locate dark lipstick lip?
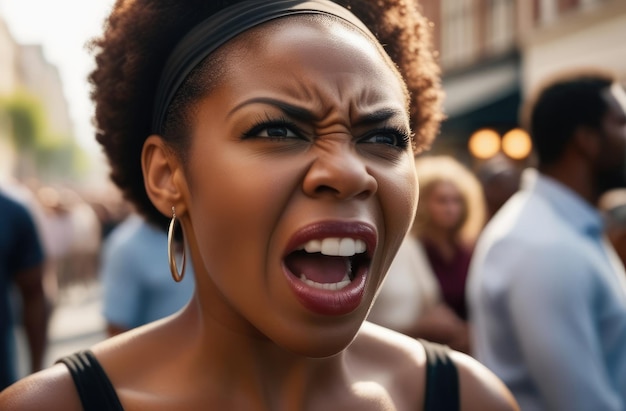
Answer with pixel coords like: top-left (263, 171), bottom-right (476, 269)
top-left (282, 264), bottom-right (367, 316)
top-left (283, 220), bottom-right (377, 259)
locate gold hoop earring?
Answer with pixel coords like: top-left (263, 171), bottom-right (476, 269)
top-left (168, 206), bottom-right (186, 282)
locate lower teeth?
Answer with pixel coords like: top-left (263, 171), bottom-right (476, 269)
top-left (299, 274), bottom-right (351, 290)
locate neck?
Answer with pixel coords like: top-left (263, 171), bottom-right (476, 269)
top-left (176, 299), bottom-right (347, 409)
top-left (539, 158), bottom-right (597, 205)
top-left (420, 227), bottom-right (458, 259)
top-left (420, 224), bottom-right (455, 244)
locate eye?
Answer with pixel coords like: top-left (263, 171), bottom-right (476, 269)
top-left (258, 124), bottom-right (298, 139)
top-left (360, 128), bottom-right (410, 149)
top-left (243, 118), bottom-right (303, 141)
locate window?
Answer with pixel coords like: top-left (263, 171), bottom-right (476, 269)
top-left (441, 0), bottom-right (479, 68)
top-left (485, 0), bottom-right (516, 54)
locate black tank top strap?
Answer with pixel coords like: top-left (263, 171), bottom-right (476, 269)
top-left (57, 350), bottom-right (124, 411)
top-left (419, 339), bottom-right (460, 411)
top-left (56, 343), bottom-right (457, 411)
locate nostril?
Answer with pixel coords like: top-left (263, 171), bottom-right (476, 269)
top-left (314, 185), bottom-right (340, 195)
top-left (302, 153), bottom-right (378, 200)
top-left (311, 183), bottom-right (374, 200)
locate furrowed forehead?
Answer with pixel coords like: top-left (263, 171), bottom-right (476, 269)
top-left (152, 0), bottom-right (387, 135)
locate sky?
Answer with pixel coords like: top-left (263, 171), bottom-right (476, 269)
top-left (0, 0), bottom-right (115, 158)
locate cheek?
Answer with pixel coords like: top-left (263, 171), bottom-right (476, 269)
top-left (376, 161), bottom-right (418, 265)
top-left (426, 198), bottom-right (441, 216)
top-left (452, 201), bottom-right (465, 218)
top-left (618, 133), bottom-right (626, 166)
top-left (602, 126), bottom-right (626, 163)
top-left (185, 147), bottom-right (292, 279)
top-left (427, 196), bottom-right (448, 217)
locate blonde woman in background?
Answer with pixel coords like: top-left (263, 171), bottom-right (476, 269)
top-left (370, 155), bottom-right (486, 353)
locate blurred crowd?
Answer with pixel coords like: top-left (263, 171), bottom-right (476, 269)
top-left (1, 177), bottom-right (130, 298)
top-left (0, 174), bottom-right (198, 389)
top-left (0, 175), bottom-right (128, 388)
top-left (368, 154), bottom-right (525, 353)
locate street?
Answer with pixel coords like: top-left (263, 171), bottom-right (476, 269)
top-left (15, 280), bottom-right (107, 378)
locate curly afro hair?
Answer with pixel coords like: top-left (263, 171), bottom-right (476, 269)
top-left (89, 0), bottom-right (444, 229)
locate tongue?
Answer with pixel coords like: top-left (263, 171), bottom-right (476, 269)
top-left (285, 252), bottom-right (350, 283)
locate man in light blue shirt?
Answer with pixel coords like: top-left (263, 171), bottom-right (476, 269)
top-left (468, 71), bottom-right (626, 411)
top-left (101, 213), bottom-right (195, 336)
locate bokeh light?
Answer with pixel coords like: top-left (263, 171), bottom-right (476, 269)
top-left (502, 128), bottom-right (532, 160)
top-left (468, 128), bottom-right (501, 159)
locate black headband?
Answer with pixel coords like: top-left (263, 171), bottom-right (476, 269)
top-left (151, 0), bottom-right (379, 134)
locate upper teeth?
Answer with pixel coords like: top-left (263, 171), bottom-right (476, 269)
top-left (300, 238), bottom-right (366, 256)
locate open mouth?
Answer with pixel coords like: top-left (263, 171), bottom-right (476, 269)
top-left (284, 237), bottom-right (370, 291)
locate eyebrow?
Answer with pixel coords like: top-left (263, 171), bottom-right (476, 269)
top-left (228, 97), bottom-right (317, 122)
top-left (352, 108), bottom-right (406, 128)
top-left (227, 97), bottom-right (406, 126)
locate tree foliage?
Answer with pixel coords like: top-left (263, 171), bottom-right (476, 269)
top-left (0, 90), bottom-right (86, 181)
top-left (0, 90), bottom-right (46, 151)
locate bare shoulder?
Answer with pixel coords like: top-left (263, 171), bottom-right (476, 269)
top-left (355, 321), bottom-right (427, 364)
top-left (0, 363), bottom-right (82, 411)
top-left (449, 350), bottom-right (520, 411)
top-left (351, 322), bottom-right (427, 406)
top-left (355, 323), bottom-right (519, 411)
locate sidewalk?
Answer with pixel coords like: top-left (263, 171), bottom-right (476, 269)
top-left (15, 280), bottom-right (107, 378)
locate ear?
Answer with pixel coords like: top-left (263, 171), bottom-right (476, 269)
top-left (142, 135), bottom-right (188, 218)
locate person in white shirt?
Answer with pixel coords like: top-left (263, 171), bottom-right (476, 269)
top-left (467, 69), bottom-right (626, 411)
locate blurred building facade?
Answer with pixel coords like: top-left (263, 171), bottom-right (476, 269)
top-left (0, 18), bottom-right (19, 96)
top-left (0, 17), bottom-right (20, 178)
top-left (420, 0), bottom-right (626, 163)
top-left (19, 44), bottom-right (73, 140)
top-left (420, 0), bottom-right (521, 161)
top-left (0, 15), bottom-right (74, 180)
top-left (521, 0), bottom-right (626, 94)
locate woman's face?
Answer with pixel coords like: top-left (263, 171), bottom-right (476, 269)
top-left (180, 17), bottom-right (417, 356)
top-left (425, 180), bottom-right (465, 232)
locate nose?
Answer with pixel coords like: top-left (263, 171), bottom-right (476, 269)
top-left (302, 144), bottom-right (378, 200)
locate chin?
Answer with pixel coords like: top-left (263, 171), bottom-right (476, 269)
top-left (275, 323), bottom-right (362, 359)
top-left (293, 339), bottom-right (354, 359)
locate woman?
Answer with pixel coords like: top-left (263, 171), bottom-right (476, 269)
top-left (0, 1), bottom-right (518, 409)
top-left (370, 155), bottom-right (486, 353)
top-left (413, 156), bottom-right (486, 352)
